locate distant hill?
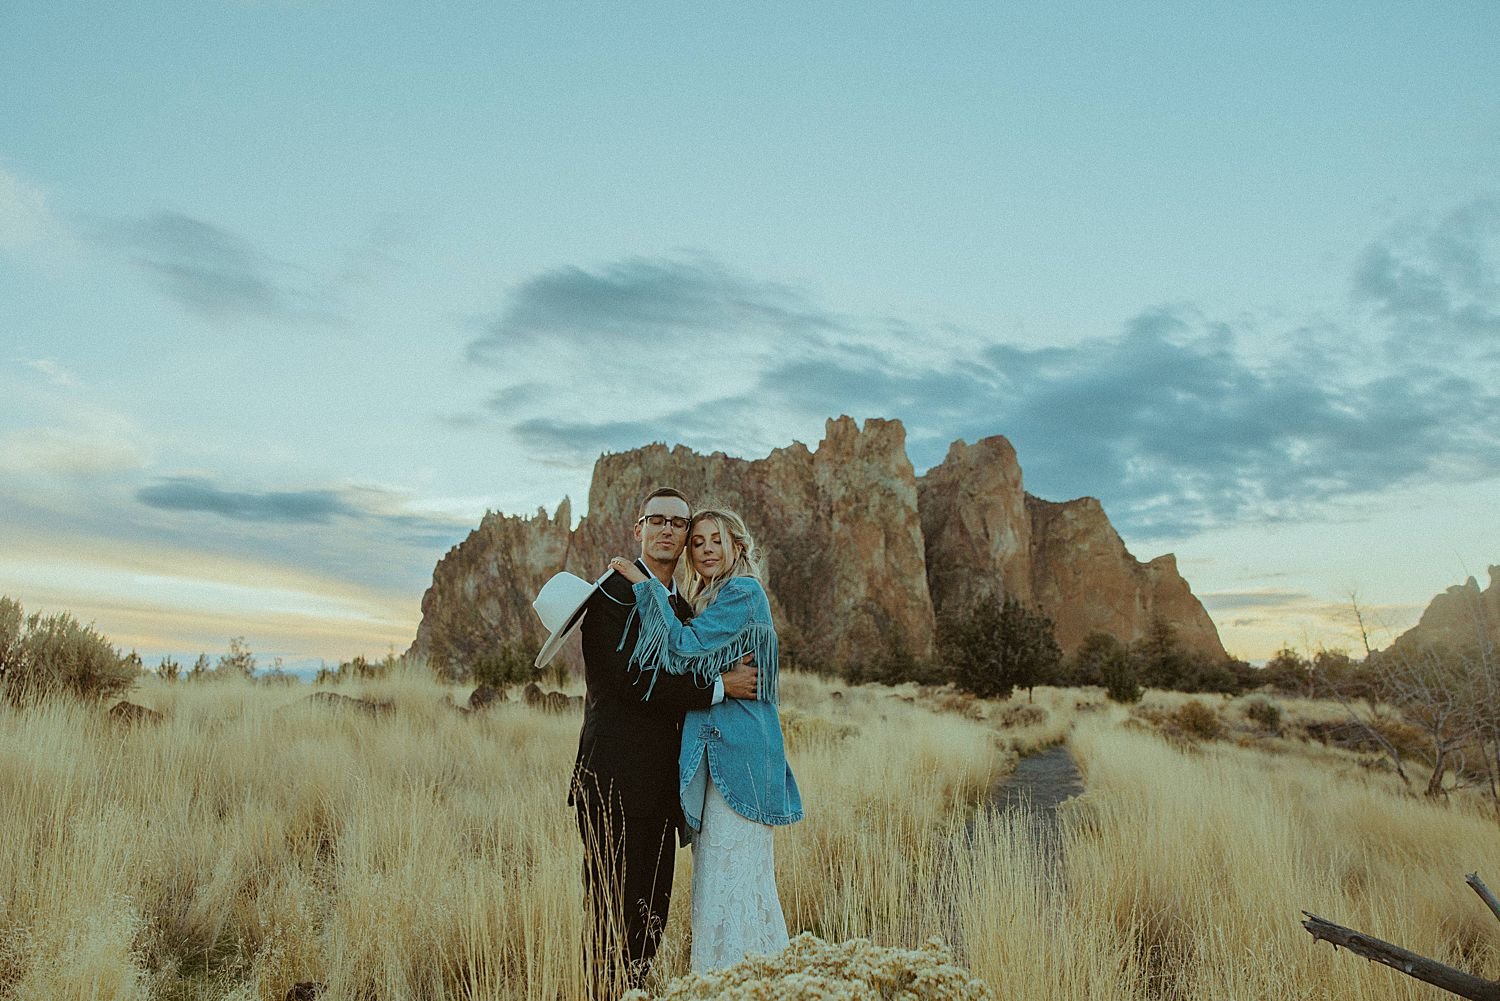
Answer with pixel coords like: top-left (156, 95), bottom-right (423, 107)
top-left (1389, 565), bottom-right (1500, 657)
top-left (409, 416), bottom-right (1227, 673)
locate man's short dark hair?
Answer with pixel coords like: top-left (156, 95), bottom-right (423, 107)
top-left (639, 486), bottom-right (690, 517)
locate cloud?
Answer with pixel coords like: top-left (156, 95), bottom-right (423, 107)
top-left (484, 383), bottom-right (550, 415)
top-left (466, 254), bottom-right (840, 365)
top-left (0, 368), bottom-right (148, 476)
top-left (510, 418), bottom-right (669, 463)
top-left (1199, 590), bottom-right (1314, 611)
top-left (137, 478), bottom-right (356, 523)
top-left (22, 358), bottom-right (80, 389)
top-left (101, 211), bottom-right (338, 324)
top-left (1355, 197), bottom-right (1500, 359)
top-left (0, 426), bottom-right (145, 476)
top-left (507, 393), bottom-right (800, 467)
top-left (0, 165), bottom-right (79, 263)
top-left (133, 475), bottom-right (469, 543)
top-left (0, 166), bottom-right (56, 249)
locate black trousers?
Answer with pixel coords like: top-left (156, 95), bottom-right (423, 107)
top-left (573, 774), bottom-right (677, 996)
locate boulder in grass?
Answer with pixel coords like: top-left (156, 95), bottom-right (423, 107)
top-left (523, 681), bottom-right (578, 713)
top-left (285, 983), bottom-right (325, 1001)
top-left (546, 690), bottom-right (580, 713)
top-left (467, 684), bottom-right (504, 711)
top-left (108, 701), bottom-right (164, 726)
top-left (304, 691), bottom-right (393, 717)
top-left (997, 703), bottom-right (1048, 728)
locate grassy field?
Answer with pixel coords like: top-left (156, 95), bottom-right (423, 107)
top-left (1, 669), bottom-right (1497, 999)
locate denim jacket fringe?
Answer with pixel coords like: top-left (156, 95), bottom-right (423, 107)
top-left (628, 576), bottom-right (780, 705)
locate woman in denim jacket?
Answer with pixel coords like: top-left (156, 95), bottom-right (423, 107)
top-left (608, 509), bottom-right (802, 972)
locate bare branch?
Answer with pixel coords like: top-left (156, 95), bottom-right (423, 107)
top-left (1467, 873), bottom-right (1500, 927)
top-left (1350, 592), bottom-right (1375, 658)
top-left (1302, 911), bottom-right (1500, 1001)
top-left (1320, 677), bottom-right (1412, 788)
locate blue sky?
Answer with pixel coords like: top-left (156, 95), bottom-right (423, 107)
top-left (2, 1), bottom-right (1497, 668)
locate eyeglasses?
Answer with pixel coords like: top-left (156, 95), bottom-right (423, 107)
top-left (638, 514), bottom-right (690, 531)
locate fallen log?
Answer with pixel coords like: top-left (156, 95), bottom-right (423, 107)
top-left (1302, 871), bottom-right (1500, 1001)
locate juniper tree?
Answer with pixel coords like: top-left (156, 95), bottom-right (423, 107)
top-left (940, 594), bottom-right (1062, 702)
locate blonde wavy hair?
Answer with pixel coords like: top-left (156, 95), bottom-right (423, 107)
top-left (682, 509), bottom-right (763, 614)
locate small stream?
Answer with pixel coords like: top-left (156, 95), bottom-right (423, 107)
top-left (973, 743), bottom-right (1085, 878)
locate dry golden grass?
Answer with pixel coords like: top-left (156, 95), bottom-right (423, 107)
top-left (3, 673), bottom-right (1497, 1000)
top-left (0, 669), bottom-right (1001, 1000)
top-left (1049, 718), bottom-right (1500, 999)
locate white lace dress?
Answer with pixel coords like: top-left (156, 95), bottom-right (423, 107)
top-left (688, 772), bottom-right (791, 972)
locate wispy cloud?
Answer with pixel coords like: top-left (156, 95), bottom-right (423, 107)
top-left (466, 254), bottom-right (840, 365)
top-left (100, 210), bottom-right (339, 324)
top-left (1199, 590), bottom-right (1314, 611)
top-left (22, 358), bottom-right (80, 389)
top-left (1355, 197), bottom-right (1500, 360)
top-left (0, 426), bottom-right (146, 476)
top-left (511, 418), bottom-right (670, 463)
top-left (133, 476), bottom-right (471, 548)
top-left (0, 363), bottom-right (148, 476)
top-left (0, 166), bottom-right (56, 249)
top-left (0, 164), bottom-right (78, 263)
top-left (137, 478), bottom-right (356, 523)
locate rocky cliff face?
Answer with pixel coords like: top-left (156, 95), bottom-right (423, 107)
top-left (1025, 496), bottom-right (1224, 659)
top-left (410, 498), bottom-right (575, 671)
top-left (1390, 566), bottom-right (1500, 656)
top-left (571, 416), bottom-right (936, 669)
top-left (410, 417), bottom-right (1228, 672)
top-left (917, 436), bottom-right (1224, 660)
top-left (918, 436), bottom-right (1032, 616)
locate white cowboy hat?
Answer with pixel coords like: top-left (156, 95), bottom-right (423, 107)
top-left (532, 570), bottom-right (611, 669)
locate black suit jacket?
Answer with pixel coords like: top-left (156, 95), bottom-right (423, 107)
top-left (571, 560), bottom-right (712, 834)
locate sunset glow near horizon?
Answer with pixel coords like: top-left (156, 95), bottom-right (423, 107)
top-left (2, 3), bottom-right (1497, 670)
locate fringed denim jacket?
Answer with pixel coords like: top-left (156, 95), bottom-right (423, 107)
top-left (630, 575), bottom-right (803, 832)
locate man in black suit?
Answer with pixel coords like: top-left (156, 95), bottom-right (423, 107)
top-left (571, 486), bottom-right (758, 995)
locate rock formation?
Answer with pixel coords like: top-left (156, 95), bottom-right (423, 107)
top-left (1389, 566), bottom-right (1500, 657)
top-left (411, 499), bottom-right (574, 672)
top-left (918, 436), bottom-right (1032, 614)
top-left (558, 415), bottom-right (933, 671)
top-left (409, 417), bottom-right (1228, 673)
top-left (1026, 496), bottom-right (1224, 659)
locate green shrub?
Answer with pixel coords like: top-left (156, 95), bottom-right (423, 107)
top-left (0, 596), bottom-right (137, 704)
top-left (1244, 696), bottom-right (1283, 732)
top-left (1170, 699), bottom-right (1223, 741)
top-left (470, 639), bottom-right (542, 690)
top-left (314, 650), bottom-right (405, 685)
top-left (843, 631), bottom-right (944, 687)
top-left (0, 597), bottom-right (21, 680)
top-left (997, 702), bottom-right (1049, 728)
top-left (1070, 631), bottom-right (1124, 687)
top-left (1100, 645), bottom-right (1144, 704)
top-left (216, 635), bottom-right (256, 677)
